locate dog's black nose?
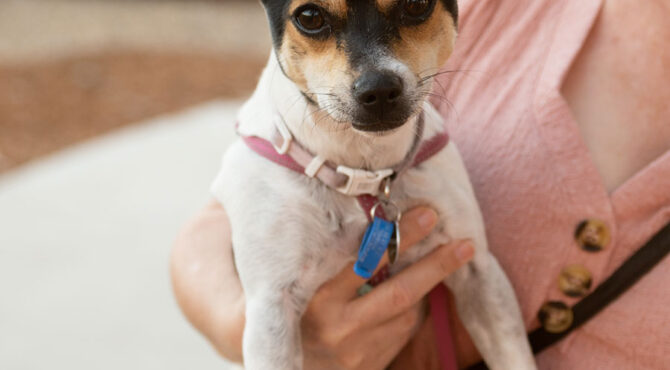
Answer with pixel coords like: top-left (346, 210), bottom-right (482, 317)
top-left (353, 71), bottom-right (404, 114)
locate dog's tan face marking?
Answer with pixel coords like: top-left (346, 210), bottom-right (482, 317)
top-left (277, 0), bottom-right (349, 99)
top-left (265, 0), bottom-right (458, 132)
top-left (392, 1), bottom-right (456, 79)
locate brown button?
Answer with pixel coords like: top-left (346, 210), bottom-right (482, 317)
top-left (558, 265), bottom-right (593, 297)
top-left (538, 301), bottom-right (574, 334)
top-left (575, 219), bottom-right (611, 252)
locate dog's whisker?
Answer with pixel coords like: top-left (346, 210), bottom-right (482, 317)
top-left (418, 68), bottom-right (485, 87)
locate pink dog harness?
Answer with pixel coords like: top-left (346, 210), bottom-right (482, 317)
top-left (240, 114), bottom-right (449, 220)
top-left (239, 114), bottom-right (458, 370)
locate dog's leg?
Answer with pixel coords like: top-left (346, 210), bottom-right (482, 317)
top-left (414, 143), bottom-right (536, 369)
top-left (217, 144), bottom-right (344, 370)
top-left (233, 242), bottom-right (320, 370)
top-left (438, 201), bottom-right (536, 369)
top-left (243, 289), bottom-right (305, 370)
top-left (444, 249), bottom-right (536, 370)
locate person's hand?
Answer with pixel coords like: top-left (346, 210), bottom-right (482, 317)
top-left (170, 201), bottom-right (475, 369)
top-left (300, 209), bottom-right (475, 370)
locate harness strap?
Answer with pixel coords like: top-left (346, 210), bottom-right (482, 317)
top-left (356, 194), bottom-right (387, 222)
top-left (413, 129), bottom-right (451, 167)
top-left (268, 123), bottom-right (350, 188)
top-left (240, 131), bottom-right (349, 188)
top-left (239, 113), bottom-right (449, 201)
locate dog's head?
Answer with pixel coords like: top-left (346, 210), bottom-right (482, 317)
top-left (260, 0), bottom-right (458, 133)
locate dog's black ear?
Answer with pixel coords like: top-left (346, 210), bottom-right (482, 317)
top-left (258, 0), bottom-right (292, 48)
top-left (440, 0), bottom-right (459, 25)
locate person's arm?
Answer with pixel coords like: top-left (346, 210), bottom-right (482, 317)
top-left (170, 201), bottom-right (246, 361)
top-left (170, 200), bottom-right (474, 369)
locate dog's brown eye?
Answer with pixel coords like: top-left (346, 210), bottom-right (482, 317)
top-left (403, 0), bottom-right (431, 18)
top-left (295, 6), bottom-right (326, 33)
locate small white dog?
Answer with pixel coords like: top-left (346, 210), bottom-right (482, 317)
top-left (211, 0), bottom-right (536, 369)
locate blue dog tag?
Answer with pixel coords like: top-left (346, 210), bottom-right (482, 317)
top-left (354, 217), bottom-right (395, 279)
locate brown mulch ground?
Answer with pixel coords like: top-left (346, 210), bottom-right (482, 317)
top-left (0, 51), bottom-right (265, 174)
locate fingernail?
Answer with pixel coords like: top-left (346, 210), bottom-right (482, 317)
top-left (455, 242), bottom-right (474, 263)
top-left (417, 209), bottom-right (438, 230)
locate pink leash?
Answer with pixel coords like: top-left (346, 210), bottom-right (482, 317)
top-left (430, 284), bottom-right (460, 370)
top-left (239, 117), bottom-right (457, 370)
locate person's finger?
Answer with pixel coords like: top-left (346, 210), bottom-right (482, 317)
top-left (350, 240), bottom-right (474, 325)
top-left (322, 207), bottom-right (439, 297)
top-left (396, 207), bottom-right (440, 251)
top-left (343, 303), bottom-right (425, 370)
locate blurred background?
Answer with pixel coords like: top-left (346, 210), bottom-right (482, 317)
top-left (0, 0), bottom-right (271, 368)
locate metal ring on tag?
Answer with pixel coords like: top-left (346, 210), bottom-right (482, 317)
top-left (388, 220), bottom-right (401, 265)
top-left (394, 220), bottom-right (401, 251)
top-left (382, 178), bottom-right (392, 199)
top-left (370, 200), bottom-right (402, 222)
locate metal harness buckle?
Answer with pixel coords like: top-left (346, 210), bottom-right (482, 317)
top-left (335, 166), bottom-right (394, 196)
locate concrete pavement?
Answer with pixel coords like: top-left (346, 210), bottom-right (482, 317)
top-left (0, 101), bottom-right (242, 370)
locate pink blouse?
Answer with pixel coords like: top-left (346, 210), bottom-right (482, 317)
top-left (433, 0), bottom-right (670, 368)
